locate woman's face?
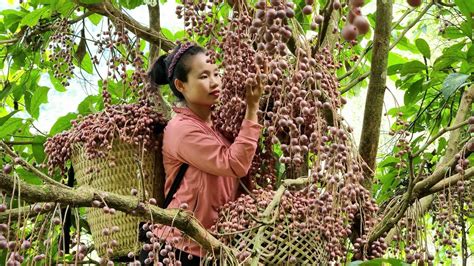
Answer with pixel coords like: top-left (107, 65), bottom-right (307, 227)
top-left (175, 53), bottom-right (222, 107)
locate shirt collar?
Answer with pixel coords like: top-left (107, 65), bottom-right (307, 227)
top-left (173, 106), bottom-right (213, 127)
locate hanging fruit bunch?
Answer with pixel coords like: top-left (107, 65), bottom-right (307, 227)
top-left (168, 0), bottom-right (384, 264)
top-left (44, 22), bottom-right (167, 175)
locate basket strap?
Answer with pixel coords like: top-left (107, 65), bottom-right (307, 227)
top-left (163, 163), bottom-right (189, 208)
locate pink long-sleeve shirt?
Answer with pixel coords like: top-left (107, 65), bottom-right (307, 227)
top-left (154, 107), bottom-right (262, 257)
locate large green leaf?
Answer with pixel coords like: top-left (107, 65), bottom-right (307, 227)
top-left (49, 74), bottom-right (66, 92)
top-left (20, 7), bottom-right (50, 27)
top-left (467, 44), bottom-right (474, 63)
top-left (349, 258), bottom-right (410, 266)
top-left (49, 113), bottom-right (77, 136)
top-left (404, 78), bottom-right (424, 106)
top-left (88, 13), bottom-right (103, 25)
top-left (75, 53), bottom-right (93, 75)
top-left (2, 9), bottom-right (25, 32)
top-left (16, 167), bottom-right (43, 185)
top-left (415, 38), bottom-right (431, 59)
top-left (78, 95), bottom-right (100, 115)
top-left (441, 73), bottom-right (469, 99)
top-left (120, 0), bottom-right (144, 9)
top-left (400, 60), bottom-right (425, 76)
top-left (0, 118), bottom-right (23, 138)
top-left (455, 0), bottom-right (474, 25)
top-left (26, 86), bottom-right (50, 120)
top-left (0, 83), bottom-right (13, 102)
top-left (0, 111), bottom-right (19, 127)
top-left (161, 28), bottom-right (175, 41)
top-left (32, 135), bottom-right (47, 164)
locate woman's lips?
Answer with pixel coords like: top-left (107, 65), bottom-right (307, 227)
top-left (210, 90), bottom-right (220, 97)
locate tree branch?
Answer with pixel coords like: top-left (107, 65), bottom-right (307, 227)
top-left (0, 172), bottom-right (230, 257)
top-left (0, 203), bottom-right (59, 223)
top-left (423, 167), bottom-right (474, 196)
top-left (0, 141), bottom-right (68, 189)
top-left (412, 119), bottom-right (470, 158)
top-left (73, 0), bottom-right (175, 51)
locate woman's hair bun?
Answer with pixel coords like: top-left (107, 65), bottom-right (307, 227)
top-left (149, 54), bottom-right (169, 85)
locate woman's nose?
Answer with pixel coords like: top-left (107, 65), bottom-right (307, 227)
top-left (210, 75), bottom-right (220, 88)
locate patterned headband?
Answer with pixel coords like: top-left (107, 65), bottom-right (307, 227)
top-left (167, 42), bottom-right (194, 81)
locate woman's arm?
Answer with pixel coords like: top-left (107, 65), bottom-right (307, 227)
top-left (176, 121), bottom-right (262, 178)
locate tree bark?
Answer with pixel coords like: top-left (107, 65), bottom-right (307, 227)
top-left (359, 0), bottom-right (393, 188)
top-left (74, 0), bottom-right (175, 51)
top-left (0, 172), bottom-right (230, 257)
top-left (148, 4), bottom-right (161, 63)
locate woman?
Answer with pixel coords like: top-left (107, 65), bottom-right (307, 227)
top-left (146, 42), bottom-right (263, 265)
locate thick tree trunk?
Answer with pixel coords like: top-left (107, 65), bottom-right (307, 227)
top-left (359, 0), bottom-right (393, 188)
top-left (148, 4), bottom-right (161, 62)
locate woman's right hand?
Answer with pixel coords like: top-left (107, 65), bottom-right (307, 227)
top-left (245, 67), bottom-right (264, 122)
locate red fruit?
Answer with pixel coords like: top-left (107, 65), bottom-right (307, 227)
top-left (342, 24), bottom-right (358, 41)
top-left (333, 0), bottom-right (341, 10)
top-left (353, 16), bottom-right (370, 34)
top-left (468, 116), bottom-right (474, 124)
top-left (314, 14), bottom-right (324, 24)
top-left (3, 164), bottom-right (12, 175)
top-left (407, 0), bottom-right (422, 7)
top-left (302, 5), bottom-right (313, 15)
top-left (348, 7), bottom-right (362, 23)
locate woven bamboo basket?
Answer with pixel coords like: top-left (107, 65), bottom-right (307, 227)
top-left (224, 225), bottom-right (328, 265)
top-left (214, 191), bottom-right (329, 265)
top-left (71, 141), bottom-right (159, 258)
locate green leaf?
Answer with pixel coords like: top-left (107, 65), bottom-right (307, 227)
top-left (415, 38), bottom-right (430, 59)
top-left (467, 44), bottom-right (474, 63)
top-left (16, 167), bottom-right (43, 185)
top-left (55, 1), bottom-right (75, 15)
top-left (78, 95), bottom-right (99, 115)
top-left (404, 78), bottom-right (424, 106)
top-left (400, 60), bottom-right (425, 76)
top-left (20, 8), bottom-right (49, 27)
top-left (88, 13), bottom-right (103, 25)
top-left (0, 83), bottom-right (13, 102)
top-left (442, 26), bottom-right (467, 39)
top-left (32, 135), bottom-right (47, 163)
top-left (0, 118), bottom-right (23, 138)
top-left (455, 0), bottom-right (474, 22)
top-left (174, 30), bottom-right (185, 40)
top-left (120, 0), bottom-right (144, 9)
top-left (349, 258), bottom-right (410, 266)
top-left (26, 86), bottom-right (50, 120)
top-left (0, 111), bottom-right (19, 127)
top-left (49, 113), bottom-right (77, 136)
top-left (161, 28), bottom-right (175, 41)
top-left (78, 0), bottom-right (102, 3)
top-left (75, 53), bottom-right (93, 74)
top-left (49, 74), bottom-right (66, 92)
top-left (441, 73), bottom-right (469, 99)
top-left (2, 9), bottom-right (25, 31)
top-left (378, 156), bottom-right (398, 168)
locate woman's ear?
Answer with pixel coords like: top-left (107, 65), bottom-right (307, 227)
top-left (174, 79), bottom-right (185, 94)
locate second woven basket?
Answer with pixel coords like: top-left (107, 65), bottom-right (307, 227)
top-left (71, 140), bottom-right (159, 258)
